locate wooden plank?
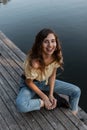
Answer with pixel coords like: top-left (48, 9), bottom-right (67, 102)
top-left (0, 62), bottom-right (19, 94)
top-left (0, 55), bottom-right (20, 84)
top-left (23, 113), bottom-right (42, 130)
top-left (52, 108), bottom-right (78, 130)
top-left (31, 111), bottom-right (54, 130)
top-left (0, 113), bottom-right (10, 130)
top-left (0, 72), bottom-right (16, 103)
top-left (0, 55), bottom-right (21, 85)
top-left (0, 31), bottom-right (25, 62)
top-left (60, 108), bottom-right (87, 130)
top-left (0, 97), bottom-right (21, 130)
top-left (0, 39), bottom-right (23, 68)
top-left (40, 108), bottom-right (66, 130)
top-left (78, 108), bottom-right (87, 125)
top-left (0, 45), bottom-right (23, 75)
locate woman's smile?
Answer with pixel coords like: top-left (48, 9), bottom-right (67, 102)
top-left (46, 47), bottom-right (55, 53)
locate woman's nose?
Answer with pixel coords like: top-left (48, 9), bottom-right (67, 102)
top-left (48, 41), bottom-right (52, 47)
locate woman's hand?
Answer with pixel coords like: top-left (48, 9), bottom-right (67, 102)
top-left (49, 95), bottom-right (57, 109)
top-left (43, 97), bottom-right (53, 110)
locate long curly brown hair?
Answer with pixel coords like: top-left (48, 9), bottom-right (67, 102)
top-left (27, 28), bottom-right (64, 70)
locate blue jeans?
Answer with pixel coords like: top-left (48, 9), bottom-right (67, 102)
top-left (16, 78), bottom-right (81, 113)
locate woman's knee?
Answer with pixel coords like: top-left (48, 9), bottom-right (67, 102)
top-left (16, 97), bottom-right (30, 113)
top-left (72, 86), bottom-right (81, 98)
top-left (16, 98), bottom-right (24, 112)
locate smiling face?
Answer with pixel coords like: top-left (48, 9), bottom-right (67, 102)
top-left (42, 33), bottom-right (57, 57)
top-left (29, 28), bottom-right (63, 70)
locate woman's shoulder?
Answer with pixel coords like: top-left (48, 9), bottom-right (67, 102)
top-left (31, 59), bottom-right (40, 69)
top-left (23, 57), bottom-right (39, 80)
top-left (46, 61), bottom-right (60, 68)
top-left (24, 54), bottom-right (38, 68)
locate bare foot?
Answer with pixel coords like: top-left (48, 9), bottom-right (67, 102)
top-left (72, 111), bottom-right (78, 116)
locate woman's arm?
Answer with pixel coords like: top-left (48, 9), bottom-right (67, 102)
top-left (48, 68), bottom-right (57, 96)
top-left (25, 79), bottom-right (52, 109)
top-left (25, 79), bottom-right (47, 100)
top-left (48, 68), bottom-right (57, 109)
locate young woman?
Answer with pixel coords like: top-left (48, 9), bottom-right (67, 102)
top-left (16, 28), bottom-right (81, 115)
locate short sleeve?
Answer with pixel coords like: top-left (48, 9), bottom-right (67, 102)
top-left (54, 61), bottom-right (60, 68)
top-left (23, 58), bottom-right (38, 80)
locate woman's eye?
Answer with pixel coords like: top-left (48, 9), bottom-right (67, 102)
top-left (51, 39), bottom-right (56, 43)
top-left (44, 40), bottom-right (49, 43)
top-left (44, 39), bottom-right (56, 44)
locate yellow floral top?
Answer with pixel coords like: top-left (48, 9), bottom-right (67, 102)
top-left (24, 58), bottom-right (60, 84)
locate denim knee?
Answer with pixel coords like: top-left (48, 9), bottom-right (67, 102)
top-left (71, 86), bottom-right (81, 98)
top-left (16, 97), bottom-right (41, 113)
top-left (16, 98), bottom-right (27, 113)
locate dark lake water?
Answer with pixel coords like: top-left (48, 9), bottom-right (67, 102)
top-left (0, 0), bottom-right (87, 112)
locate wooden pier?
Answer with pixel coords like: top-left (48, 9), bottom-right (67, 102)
top-left (0, 31), bottom-right (87, 130)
